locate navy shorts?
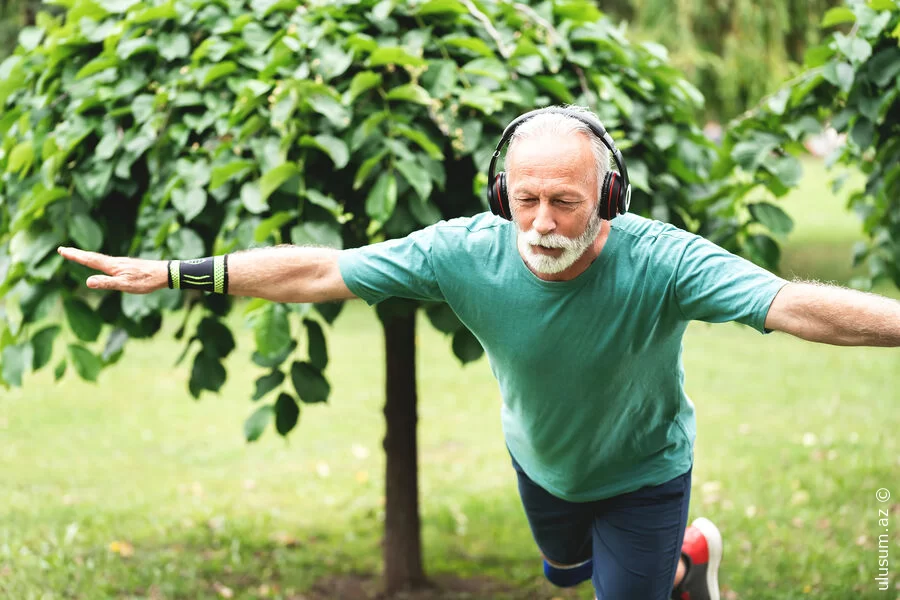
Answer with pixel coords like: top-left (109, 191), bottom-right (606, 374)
top-left (511, 452), bottom-right (692, 600)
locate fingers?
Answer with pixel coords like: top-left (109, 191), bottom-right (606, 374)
top-left (86, 275), bottom-right (121, 290)
top-left (57, 246), bottom-right (114, 273)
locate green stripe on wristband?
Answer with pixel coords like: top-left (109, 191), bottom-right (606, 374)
top-left (214, 255), bottom-right (226, 294)
top-left (169, 260), bottom-right (181, 290)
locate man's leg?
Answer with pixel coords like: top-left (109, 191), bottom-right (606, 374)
top-left (590, 468), bottom-right (692, 600)
top-left (509, 451), bottom-right (594, 588)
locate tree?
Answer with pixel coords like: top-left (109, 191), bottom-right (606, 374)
top-left (0, 0), bottom-right (781, 594)
top-left (715, 0), bottom-right (900, 290)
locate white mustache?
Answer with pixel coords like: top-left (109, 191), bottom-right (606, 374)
top-left (519, 229), bottom-right (582, 249)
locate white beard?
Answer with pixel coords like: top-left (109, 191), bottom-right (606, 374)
top-left (516, 212), bottom-right (602, 275)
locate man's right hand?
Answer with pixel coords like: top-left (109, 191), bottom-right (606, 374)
top-left (57, 247), bottom-right (168, 294)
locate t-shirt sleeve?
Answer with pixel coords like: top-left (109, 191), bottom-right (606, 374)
top-left (673, 234), bottom-right (789, 333)
top-left (337, 227), bottom-right (444, 306)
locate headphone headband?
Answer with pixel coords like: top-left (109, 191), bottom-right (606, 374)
top-left (486, 107), bottom-right (632, 220)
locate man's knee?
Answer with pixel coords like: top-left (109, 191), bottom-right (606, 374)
top-left (542, 555), bottom-right (593, 587)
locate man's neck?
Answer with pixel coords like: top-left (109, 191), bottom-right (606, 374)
top-left (524, 220), bottom-right (611, 282)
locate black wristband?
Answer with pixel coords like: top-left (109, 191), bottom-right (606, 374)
top-left (167, 256), bottom-right (229, 294)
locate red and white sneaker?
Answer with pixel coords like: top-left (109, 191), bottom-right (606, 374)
top-left (672, 517), bottom-right (723, 600)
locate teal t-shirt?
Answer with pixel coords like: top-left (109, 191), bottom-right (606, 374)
top-left (338, 212), bottom-right (788, 501)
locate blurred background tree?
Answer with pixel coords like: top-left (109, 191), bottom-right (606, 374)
top-left (598, 0), bottom-right (844, 121)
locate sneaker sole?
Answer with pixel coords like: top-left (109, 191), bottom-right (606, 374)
top-left (691, 517), bottom-right (722, 600)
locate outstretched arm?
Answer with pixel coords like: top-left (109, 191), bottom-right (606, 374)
top-left (57, 245), bottom-right (357, 304)
top-left (764, 281), bottom-right (900, 347)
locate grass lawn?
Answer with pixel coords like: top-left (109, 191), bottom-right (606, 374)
top-left (1, 158), bottom-right (898, 599)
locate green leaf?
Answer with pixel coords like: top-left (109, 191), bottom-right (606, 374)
top-left (171, 187), bottom-right (207, 222)
top-left (452, 328), bottom-right (483, 364)
top-left (821, 6), bottom-right (856, 27)
top-left (731, 136), bottom-right (779, 171)
top-left (167, 227), bottom-right (205, 259)
top-left (211, 160), bottom-right (255, 189)
top-left (18, 27), bottom-right (44, 52)
top-left (822, 61), bottom-right (855, 93)
top-left (304, 319), bottom-right (327, 370)
top-left (260, 163), bottom-right (299, 202)
top-left (394, 124), bottom-right (444, 160)
top-left (396, 159), bottom-right (433, 201)
top-left (117, 36), bottom-right (156, 59)
top-left (421, 60), bottom-right (457, 98)
top-left (354, 149), bottom-right (388, 190)
top-left (68, 344), bottom-right (102, 382)
top-left (766, 155), bottom-right (804, 188)
top-left (867, 47), bottom-right (900, 87)
top-left (252, 303), bottom-right (292, 359)
top-left (300, 135), bottom-right (350, 169)
top-left (68, 214), bottom-right (103, 252)
top-left (102, 328), bottom-right (128, 363)
top-left (425, 303), bottom-right (462, 334)
top-left (31, 325), bottom-right (60, 370)
top-left (749, 203), bottom-right (794, 236)
top-left (254, 211), bottom-right (296, 243)
top-left (347, 71), bottom-right (383, 102)
top-left (461, 57), bottom-right (508, 82)
top-left (368, 47), bottom-right (427, 68)
top-left (7, 140), bottom-right (34, 175)
top-left (290, 361), bottom-right (330, 404)
top-left (244, 404), bottom-right (273, 442)
top-left (408, 197), bottom-right (442, 226)
top-left (443, 35), bottom-right (494, 58)
top-left (305, 189), bottom-right (343, 216)
top-left (366, 172), bottom-right (398, 222)
top-left (196, 317), bottom-right (236, 359)
top-left (99, 0), bottom-right (139, 13)
top-left (417, 0), bottom-right (466, 15)
top-left (850, 117), bottom-right (875, 150)
top-left (54, 359), bottom-right (67, 381)
top-left (386, 83), bottom-right (432, 106)
top-left (252, 340), bottom-right (297, 368)
top-left (203, 61), bottom-right (238, 86)
top-left (2, 342), bottom-right (33, 386)
top-left (159, 32), bottom-right (190, 61)
top-left (63, 298), bottom-right (102, 342)
top-left (308, 95), bottom-right (351, 129)
top-left (315, 302), bottom-right (343, 325)
top-left (240, 182), bottom-right (268, 214)
top-left (652, 125), bottom-right (678, 150)
top-left (314, 41), bottom-right (354, 80)
top-left (189, 351), bottom-right (226, 397)
top-left (834, 34), bottom-right (872, 64)
top-left (534, 76), bottom-right (575, 104)
top-left (253, 370), bottom-right (285, 401)
top-left (457, 87), bottom-right (503, 114)
top-left (274, 392), bottom-right (300, 435)
top-left (291, 221), bottom-right (343, 249)
top-left (746, 234), bottom-right (781, 270)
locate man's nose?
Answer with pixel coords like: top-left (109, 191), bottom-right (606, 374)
top-left (533, 201), bottom-right (555, 235)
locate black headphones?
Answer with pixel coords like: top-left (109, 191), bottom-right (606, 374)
top-left (486, 107), bottom-right (632, 222)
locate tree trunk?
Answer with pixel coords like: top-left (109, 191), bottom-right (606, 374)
top-left (380, 300), bottom-right (426, 595)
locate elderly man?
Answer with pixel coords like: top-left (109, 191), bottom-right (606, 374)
top-left (59, 105), bottom-right (900, 600)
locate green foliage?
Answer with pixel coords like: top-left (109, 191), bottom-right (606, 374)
top-left (0, 0), bottom-right (755, 438)
top-left (720, 0), bottom-right (900, 286)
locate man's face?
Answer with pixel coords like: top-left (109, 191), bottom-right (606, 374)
top-left (506, 134), bottom-right (601, 275)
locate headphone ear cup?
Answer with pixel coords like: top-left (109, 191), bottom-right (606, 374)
top-left (489, 172), bottom-right (512, 221)
top-left (599, 171), bottom-right (622, 220)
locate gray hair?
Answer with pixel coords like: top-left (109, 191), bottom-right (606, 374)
top-left (506, 105), bottom-right (611, 188)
